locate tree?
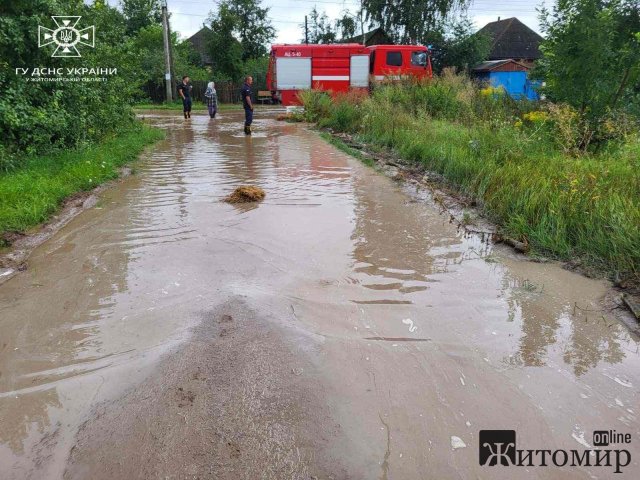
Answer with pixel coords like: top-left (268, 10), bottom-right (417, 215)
top-left (0, 0), bottom-right (137, 165)
top-left (222, 0), bottom-right (275, 60)
top-left (206, 0), bottom-right (275, 79)
top-left (301, 7), bottom-right (371, 43)
top-left (208, 5), bottom-right (244, 80)
top-left (336, 11), bottom-right (358, 40)
top-left (132, 24), bottom-right (209, 89)
top-left (361, 0), bottom-right (470, 44)
top-left (429, 17), bottom-right (490, 74)
top-left (536, 0), bottom-right (640, 144)
top-left (121, 0), bottom-right (162, 35)
top-left (303, 7), bottom-right (337, 44)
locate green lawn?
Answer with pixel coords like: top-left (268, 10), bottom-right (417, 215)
top-left (0, 125), bottom-right (164, 238)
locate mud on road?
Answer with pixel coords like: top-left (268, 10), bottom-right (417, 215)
top-left (1, 110), bottom-right (639, 479)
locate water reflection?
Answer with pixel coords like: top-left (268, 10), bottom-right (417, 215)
top-left (498, 266), bottom-right (629, 376)
top-left (347, 152), bottom-right (635, 377)
top-left (0, 111), bottom-right (638, 478)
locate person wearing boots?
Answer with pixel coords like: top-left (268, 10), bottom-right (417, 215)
top-left (241, 76), bottom-right (254, 135)
top-left (204, 81), bottom-right (218, 119)
top-left (177, 75), bottom-right (192, 119)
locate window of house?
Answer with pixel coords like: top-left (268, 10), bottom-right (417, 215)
top-left (386, 51), bottom-right (402, 67)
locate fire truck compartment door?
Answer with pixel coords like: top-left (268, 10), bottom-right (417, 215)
top-left (350, 55), bottom-right (369, 87)
top-left (276, 57), bottom-right (312, 90)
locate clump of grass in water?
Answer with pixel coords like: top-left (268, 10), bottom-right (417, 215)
top-left (300, 76), bottom-right (640, 284)
top-left (224, 186), bottom-right (265, 203)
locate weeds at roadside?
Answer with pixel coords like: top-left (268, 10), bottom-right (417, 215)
top-left (319, 133), bottom-right (375, 167)
top-left (301, 74), bottom-right (640, 286)
top-left (0, 125), bottom-right (164, 236)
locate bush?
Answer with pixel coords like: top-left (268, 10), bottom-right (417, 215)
top-left (296, 90), bottom-right (333, 122)
top-left (0, 1), bottom-right (174, 171)
top-left (318, 91), bottom-right (366, 132)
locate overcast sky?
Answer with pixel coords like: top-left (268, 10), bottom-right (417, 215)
top-left (108, 0), bottom-right (553, 42)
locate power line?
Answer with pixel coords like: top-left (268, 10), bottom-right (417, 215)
top-left (170, 11), bottom-right (303, 24)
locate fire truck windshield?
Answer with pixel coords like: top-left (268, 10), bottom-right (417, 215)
top-left (411, 51), bottom-right (427, 67)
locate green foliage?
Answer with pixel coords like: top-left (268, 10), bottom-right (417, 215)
top-left (132, 24), bottom-right (209, 90)
top-left (361, 0), bottom-right (470, 44)
top-left (121, 0), bottom-right (162, 35)
top-left (0, 0), bottom-right (140, 169)
top-left (336, 11), bottom-right (359, 40)
top-left (318, 93), bottom-right (365, 132)
top-left (0, 125), bottom-right (163, 234)
top-left (301, 7), bottom-right (371, 44)
top-left (536, 0), bottom-right (640, 149)
top-left (207, 0), bottom-right (274, 80)
top-left (208, 9), bottom-right (244, 81)
top-left (429, 17), bottom-right (491, 74)
top-left (243, 56), bottom-right (270, 90)
top-left (297, 90), bottom-right (333, 122)
top-left (300, 74), bottom-right (640, 282)
top-left (302, 7), bottom-right (337, 44)
top-left (0, 0), bottom-right (207, 167)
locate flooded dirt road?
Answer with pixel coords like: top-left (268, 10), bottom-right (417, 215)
top-left (1, 110), bottom-right (639, 479)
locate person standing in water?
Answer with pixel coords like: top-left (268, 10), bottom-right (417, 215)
top-left (204, 81), bottom-right (218, 119)
top-left (241, 76), bottom-right (253, 135)
top-left (177, 75), bottom-right (192, 119)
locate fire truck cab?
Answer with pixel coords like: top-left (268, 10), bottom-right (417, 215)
top-left (368, 45), bottom-right (432, 81)
top-left (266, 43), bottom-right (432, 106)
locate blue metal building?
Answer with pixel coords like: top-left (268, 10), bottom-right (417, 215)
top-left (472, 59), bottom-right (540, 100)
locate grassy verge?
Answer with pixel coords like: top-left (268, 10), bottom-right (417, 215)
top-left (133, 101), bottom-right (244, 111)
top-left (0, 125), bottom-right (164, 237)
top-left (318, 132), bottom-right (375, 167)
top-left (301, 81), bottom-right (640, 283)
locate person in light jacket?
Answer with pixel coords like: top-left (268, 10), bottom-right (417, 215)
top-left (204, 81), bottom-right (218, 119)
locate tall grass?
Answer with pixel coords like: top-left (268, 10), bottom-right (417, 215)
top-left (0, 125), bottom-right (163, 236)
top-left (301, 76), bottom-right (640, 281)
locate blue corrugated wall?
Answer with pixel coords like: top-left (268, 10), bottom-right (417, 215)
top-left (488, 71), bottom-right (540, 100)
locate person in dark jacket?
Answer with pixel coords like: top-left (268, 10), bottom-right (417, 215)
top-left (241, 76), bottom-right (253, 135)
top-left (177, 75), bottom-right (192, 119)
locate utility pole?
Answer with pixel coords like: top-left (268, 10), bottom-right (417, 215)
top-left (305, 15), bottom-right (308, 44)
top-left (359, 1), bottom-right (365, 45)
top-left (161, 0), bottom-right (173, 102)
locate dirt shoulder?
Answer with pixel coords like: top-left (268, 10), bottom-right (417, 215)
top-left (63, 297), bottom-right (350, 480)
top-left (0, 125), bottom-right (163, 286)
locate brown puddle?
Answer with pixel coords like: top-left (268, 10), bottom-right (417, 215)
top-left (0, 110), bottom-right (639, 479)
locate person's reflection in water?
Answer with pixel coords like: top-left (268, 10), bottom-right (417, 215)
top-left (243, 134), bottom-right (258, 180)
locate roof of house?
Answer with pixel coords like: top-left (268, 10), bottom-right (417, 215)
top-left (472, 59), bottom-right (529, 72)
top-left (341, 28), bottom-right (392, 45)
top-left (187, 26), bottom-right (212, 65)
top-left (477, 17), bottom-right (543, 60)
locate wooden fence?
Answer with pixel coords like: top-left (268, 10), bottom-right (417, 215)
top-left (142, 74), bottom-right (267, 104)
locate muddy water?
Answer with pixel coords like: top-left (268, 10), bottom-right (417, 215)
top-left (0, 111), bottom-right (639, 479)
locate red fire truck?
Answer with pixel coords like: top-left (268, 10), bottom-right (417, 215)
top-left (266, 44), bottom-right (432, 106)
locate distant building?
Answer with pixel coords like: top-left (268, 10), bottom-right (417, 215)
top-left (472, 59), bottom-right (540, 100)
top-left (341, 28), bottom-right (393, 46)
top-left (187, 26), bottom-right (213, 67)
top-left (477, 17), bottom-right (543, 67)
